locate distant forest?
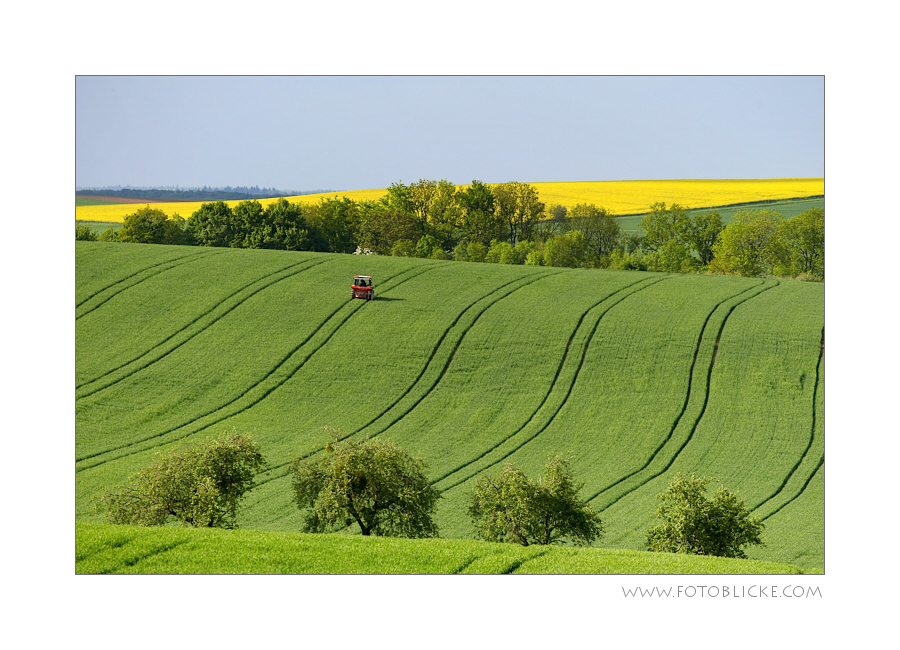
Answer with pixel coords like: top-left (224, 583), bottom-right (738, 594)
top-left (75, 186), bottom-right (334, 201)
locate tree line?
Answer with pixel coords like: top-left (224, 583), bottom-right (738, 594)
top-left (99, 430), bottom-right (764, 559)
top-left (78, 178), bottom-right (824, 280)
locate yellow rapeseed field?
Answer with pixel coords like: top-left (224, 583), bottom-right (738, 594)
top-left (75, 179), bottom-right (823, 223)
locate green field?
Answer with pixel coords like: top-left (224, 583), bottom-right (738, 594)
top-left (76, 522), bottom-right (806, 574)
top-left (76, 220), bottom-right (121, 234)
top-left (615, 196), bottom-right (825, 232)
top-left (75, 242), bottom-right (824, 572)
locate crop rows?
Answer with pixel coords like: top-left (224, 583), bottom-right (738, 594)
top-left (75, 243), bottom-right (824, 569)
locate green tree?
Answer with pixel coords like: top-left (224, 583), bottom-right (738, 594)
top-left (357, 201), bottom-right (419, 255)
top-left (544, 230), bottom-right (587, 268)
top-left (567, 203), bottom-right (621, 264)
top-left (780, 207), bottom-right (824, 278)
top-left (76, 223), bottom-right (98, 241)
top-left (640, 202), bottom-right (692, 253)
top-left (465, 241), bottom-right (488, 263)
top-left (98, 227), bottom-right (119, 242)
top-left (685, 211), bottom-right (724, 267)
top-left (246, 197), bottom-right (325, 251)
top-left (492, 181), bottom-right (545, 244)
top-left (646, 473), bottom-right (764, 558)
top-left (118, 206), bottom-right (192, 245)
top-left (305, 196), bottom-right (360, 253)
top-left (457, 179), bottom-right (501, 245)
top-left (708, 209), bottom-right (786, 277)
top-left (98, 431), bottom-right (266, 528)
top-left (187, 201), bottom-right (238, 247)
top-left (469, 455), bottom-right (603, 546)
top-left (415, 234), bottom-right (441, 258)
top-left (390, 239), bottom-right (417, 257)
top-left (231, 199), bottom-right (266, 247)
top-left (290, 433), bottom-right (441, 538)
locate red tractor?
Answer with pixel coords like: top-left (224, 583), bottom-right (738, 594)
top-left (351, 275), bottom-right (374, 301)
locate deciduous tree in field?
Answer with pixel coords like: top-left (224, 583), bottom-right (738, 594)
top-left (290, 432), bottom-right (441, 538)
top-left (780, 207), bottom-right (824, 278)
top-left (76, 224), bottom-right (98, 241)
top-left (187, 200), bottom-right (239, 247)
top-left (98, 431), bottom-right (266, 528)
top-left (685, 210), bottom-right (723, 267)
top-left (646, 473), bottom-right (764, 558)
top-left (708, 209), bottom-right (786, 277)
top-left (492, 181), bottom-right (545, 245)
top-left (119, 206), bottom-right (192, 245)
top-left (567, 203), bottom-right (621, 264)
top-left (458, 179), bottom-right (502, 246)
top-left (469, 455), bottom-right (603, 546)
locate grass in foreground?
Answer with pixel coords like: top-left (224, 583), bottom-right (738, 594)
top-left (76, 522), bottom-right (806, 574)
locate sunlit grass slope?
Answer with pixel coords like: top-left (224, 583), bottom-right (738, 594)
top-left (76, 243), bottom-right (824, 571)
top-left (74, 178), bottom-right (824, 223)
top-left (76, 523), bottom-right (804, 574)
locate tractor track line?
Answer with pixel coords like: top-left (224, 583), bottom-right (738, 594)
top-left (590, 281), bottom-right (780, 511)
top-left (251, 269), bottom-right (565, 486)
top-left (579, 280), bottom-right (768, 502)
top-left (750, 327), bottom-right (825, 513)
top-left (94, 540), bottom-right (193, 574)
top-left (346, 270), bottom-right (565, 441)
top-left (76, 249), bottom-right (212, 308)
top-left (760, 455), bottom-right (824, 522)
top-left (76, 250), bottom-right (223, 320)
top-left (431, 275), bottom-right (667, 489)
top-left (75, 258), bottom-right (328, 399)
top-left (76, 264), bottom-right (441, 469)
top-left (437, 275), bottom-right (672, 494)
top-left (503, 550), bottom-right (550, 574)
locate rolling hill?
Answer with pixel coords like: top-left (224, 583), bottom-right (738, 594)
top-left (75, 242), bottom-right (824, 571)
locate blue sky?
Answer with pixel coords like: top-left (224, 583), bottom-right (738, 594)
top-left (76, 76), bottom-right (823, 192)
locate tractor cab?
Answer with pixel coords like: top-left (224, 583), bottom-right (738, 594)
top-left (351, 275), bottom-right (374, 301)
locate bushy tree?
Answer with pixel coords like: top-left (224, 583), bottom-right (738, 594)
top-left (492, 181), bottom-right (545, 244)
top-left (646, 473), bottom-right (764, 558)
top-left (76, 223), bottom-right (98, 241)
top-left (390, 239), bottom-right (417, 257)
top-left (469, 455), bottom-right (603, 546)
top-left (290, 432), bottom-right (441, 538)
top-left (544, 230), bottom-right (588, 268)
top-left (118, 206), bottom-right (192, 245)
top-left (358, 201), bottom-right (419, 255)
top-left (568, 203), bottom-right (621, 264)
top-left (98, 227), bottom-right (120, 242)
top-left (708, 209), bottom-right (786, 277)
top-left (641, 202), bottom-right (692, 253)
top-left (187, 201), bottom-right (238, 247)
top-left (98, 431), bottom-right (266, 528)
top-left (306, 196), bottom-right (360, 253)
top-left (465, 241), bottom-right (488, 263)
top-left (780, 207), bottom-right (824, 278)
top-left (458, 180), bottom-right (502, 246)
top-left (685, 211), bottom-right (723, 267)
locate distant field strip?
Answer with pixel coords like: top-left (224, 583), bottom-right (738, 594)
top-left (75, 178), bottom-right (824, 222)
top-left (75, 258), bottom-right (329, 398)
top-left (589, 281), bottom-right (779, 511)
top-left (435, 274), bottom-right (670, 493)
top-left (75, 264), bottom-right (439, 468)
